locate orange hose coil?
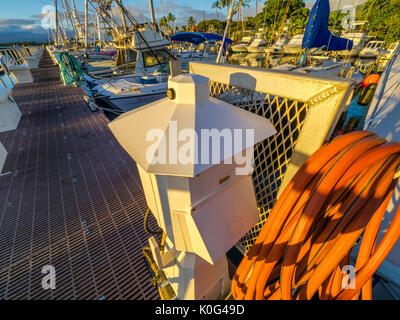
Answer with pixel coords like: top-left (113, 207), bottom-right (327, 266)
top-left (232, 131), bottom-right (400, 300)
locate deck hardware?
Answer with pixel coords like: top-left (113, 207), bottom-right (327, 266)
top-left (109, 73), bottom-right (276, 299)
top-left (166, 88), bottom-right (176, 100)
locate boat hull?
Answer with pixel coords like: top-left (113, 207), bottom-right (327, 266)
top-left (283, 46), bottom-right (302, 55)
top-left (247, 46), bottom-right (266, 53)
top-left (264, 47), bottom-right (283, 55)
top-left (231, 45), bottom-right (248, 53)
top-left (95, 92), bottom-right (167, 114)
top-left (335, 48), bottom-right (361, 57)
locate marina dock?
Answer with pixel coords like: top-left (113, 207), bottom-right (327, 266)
top-left (0, 0), bottom-right (399, 301)
top-left (0, 51), bottom-right (159, 300)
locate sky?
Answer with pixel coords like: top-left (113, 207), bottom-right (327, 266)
top-left (0, 0), bottom-right (365, 43)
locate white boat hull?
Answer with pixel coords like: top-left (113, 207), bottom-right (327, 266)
top-left (247, 46), bottom-right (266, 53)
top-left (231, 45), bottom-right (248, 53)
top-left (283, 46), bottom-right (302, 55)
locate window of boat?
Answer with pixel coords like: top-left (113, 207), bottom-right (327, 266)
top-left (143, 48), bottom-right (173, 67)
top-left (116, 48), bottom-right (137, 66)
top-left (388, 43), bottom-right (397, 50)
top-left (376, 42), bottom-right (382, 48)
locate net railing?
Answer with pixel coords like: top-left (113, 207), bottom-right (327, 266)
top-left (190, 61), bottom-right (354, 250)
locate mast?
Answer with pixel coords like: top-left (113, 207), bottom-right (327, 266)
top-left (149, 0), bottom-right (156, 24)
top-left (63, 0), bottom-right (79, 44)
top-left (71, 0), bottom-right (83, 43)
top-left (216, 0), bottom-right (235, 63)
top-left (61, 0), bottom-right (73, 42)
top-left (97, 12), bottom-right (102, 47)
top-left (85, 0), bottom-right (88, 52)
top-left (118, 0), bottom-right (128, 33)
top-left (55, 0), bottom-right (59, 47)
top-left (52, 0), bottom-right (68, 46)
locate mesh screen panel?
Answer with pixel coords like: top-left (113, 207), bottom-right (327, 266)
top-left (210, 81), bottom-right (309, 250)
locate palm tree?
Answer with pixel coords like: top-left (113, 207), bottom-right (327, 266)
top-left (212, 0), bottom-right (230, 9)
top-left (167, 13), bottom-right (176, 24)
top-left (289, 8), bottom-right (309, 34)
top-left (211, 0), bottom-right (250, 13)
top-left (159, 16), bottom-right (170, 33)
top-left (187, 16), bottom-right (196, 30)
top-left (211, 0), bottom-right (250, 38)
top-left (167, 13), bottom-right (176, 33)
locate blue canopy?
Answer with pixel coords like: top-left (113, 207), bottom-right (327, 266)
top-left (302, 0), bottom-right (353, 51)
top-left (171, 32), bottom-right (232, 51)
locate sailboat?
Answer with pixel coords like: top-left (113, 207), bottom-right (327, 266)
top-left (246, 29), bottom-right (268, 53)
top-left (274, 0), bottom-right (362, 82)
top-left (332, 32), bottom-right (368, 58)
top-left (282, 34), bottom-right (304, 55)
top-left (48, 0), bottom-right (177, 114)
top-left (264, 34), bottom-right (289, 54)
top-left (359, 40), bottom-right (386, 59)
top-left (86, 23), bottom-right (175, 113)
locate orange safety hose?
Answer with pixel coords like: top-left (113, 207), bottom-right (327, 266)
top-left (232, 131), bottom-right (374, 299)
top-left (232, 131), bottom-right (400, 300)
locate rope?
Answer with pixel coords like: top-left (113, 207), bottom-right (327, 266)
top-left (144, 208), bottom-right (163, 235)
top-left (56, 52), bottom-right (92, 98)
top-left (57, 52), bottom-right (83, 85)
top-left (232, 131), bottom-right (400, 300)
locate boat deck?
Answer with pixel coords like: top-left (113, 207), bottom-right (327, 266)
top-left (0, 51), bottom-right (160, 300)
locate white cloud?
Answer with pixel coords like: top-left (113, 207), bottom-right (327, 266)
top-left (0, 18), bottom-right (38, 27)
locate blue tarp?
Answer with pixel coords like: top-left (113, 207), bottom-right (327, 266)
top-left (302, 0), bottom-right (353, 51)
top-left (171, 32), bottom-right (232, 51)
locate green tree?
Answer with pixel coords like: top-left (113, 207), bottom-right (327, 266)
top-left (159, 16), bottom-right (170, 33)
top-left (167, 12), bottom-right (176, 33)
top-left (253, 0), bottom-right (308, 37)
top-left (187, 16), bottom-right (196, 29)
top-left (212, 0), bottom-right (251, 10)
top-left (328, 11), bottom-right (346, 34)
top-left (358, 0), bottom-right (400, 43)
top-left (288, 7), bottom-right (309, 34)
top-left (197, 19), bottom-right (224, 32)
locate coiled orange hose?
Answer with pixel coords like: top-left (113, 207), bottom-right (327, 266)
top-left (232, 131), bottom-right (400, 300)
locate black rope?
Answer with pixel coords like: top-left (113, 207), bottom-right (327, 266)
top-left (144, 208), bottom-right (163, 235)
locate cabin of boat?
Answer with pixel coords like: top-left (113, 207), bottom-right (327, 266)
top-left (359, 40), bottom-right (385, 59)
top-left (282, 34), bottom-right (304, 55)
top-left (231, 36), bottom-right (254, 53)
top-left (333, 32), bottom-right (367, 57)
